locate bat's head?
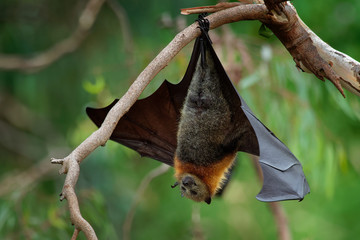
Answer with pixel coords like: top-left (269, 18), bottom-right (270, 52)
top-left (172, 173), bottom-right (211, 204)
top-left (172, 154), bottom-right (237, 204)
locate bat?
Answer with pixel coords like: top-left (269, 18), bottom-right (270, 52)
top-left (86, 15), bottom-right (310, 204)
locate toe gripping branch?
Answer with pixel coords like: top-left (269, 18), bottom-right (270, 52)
top-left (196, 13), bottom-right (212, 44)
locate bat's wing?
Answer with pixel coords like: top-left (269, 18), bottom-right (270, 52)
top-left (239, 100), bottom-right (310, 202)
top-left (204, 34), bottom-right (310, 202)
top-left (86, 38), bottom-right (203, 166)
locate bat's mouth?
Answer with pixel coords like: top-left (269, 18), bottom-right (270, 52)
top-left (172, 173), bottom-right (211, 204)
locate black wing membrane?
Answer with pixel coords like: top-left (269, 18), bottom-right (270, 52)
top-left (203, 33), bottom-right (310, 202)
top-left (86, 38), bottom-right (203, 166)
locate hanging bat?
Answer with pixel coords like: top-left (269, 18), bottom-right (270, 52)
top-left (86, 16), bottom-right (310, 204)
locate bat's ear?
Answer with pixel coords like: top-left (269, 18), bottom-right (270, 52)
top-left (171, 182), bottom-right (179, 188)
top-left (204, 197), bottom-right (211, 205)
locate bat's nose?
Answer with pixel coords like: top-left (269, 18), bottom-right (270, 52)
top-left (182, 176), bottom-right (195, 187)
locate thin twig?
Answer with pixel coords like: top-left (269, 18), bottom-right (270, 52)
top-left (15, 194), bottom-right (33, 239)
top-left (0, 119), bottom-right (45, 159)
top-left (268, 202), bottom-right (291, 240)
top-left (122, 164), bottom-right (170, 240)
top-left (106, 0), bottom-right (135, 66)
top-left (0, 0), bottom-right (105, 72)
top-left (192, 204), bottom-right (205, 240)
top-left (71, 228), bottom-right (80, 240)
top-left (0, 92), bottom-right (69, 197)
top-left (0, 157), bottom-right (58, 197)
top-left (251, 156), bottom-right (291, 240)
top-left (59, 156), bottom-right (98, 239)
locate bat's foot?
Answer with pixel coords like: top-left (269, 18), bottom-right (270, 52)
top-left (196, 14), bottom-right (212, 44)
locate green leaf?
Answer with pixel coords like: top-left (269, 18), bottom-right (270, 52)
top-left (48, 206), bottom-right (67, 229)
top-left (324, 146), bottom-right (336, 199)
top-left (258, 23), bottom-right (273, 38)
top-left (83, 75), bottom-right (106, 95)
top-left (338, 146), bottom-right (349, 173)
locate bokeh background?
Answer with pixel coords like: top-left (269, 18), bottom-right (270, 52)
top-left (1, 0), bottom-right (360, 239)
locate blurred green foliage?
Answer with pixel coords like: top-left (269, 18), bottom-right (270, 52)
top-left (0, 0), bottom-right (360, 239)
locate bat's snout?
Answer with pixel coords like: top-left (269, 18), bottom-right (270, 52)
top-left (177, 174), bottom-right (211, 204)
top-left (182, 176), bottom-right (196, 187)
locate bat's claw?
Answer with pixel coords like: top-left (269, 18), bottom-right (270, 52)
top-left (59, 192), bottom-right (65, 201)
top-left (196, 13), bottom-right (212, 44)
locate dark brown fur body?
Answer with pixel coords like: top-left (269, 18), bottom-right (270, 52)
top-left (174, 49), bottom-right (237, 199)
top-left (176, 49), bottom-right (235, 166)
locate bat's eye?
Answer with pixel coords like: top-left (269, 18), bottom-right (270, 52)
top-left (190, 190), bottom-right (197, 195)
top-left (182, 176), bottom-right (195, 187)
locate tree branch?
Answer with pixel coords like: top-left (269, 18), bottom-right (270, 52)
top-left (122, 164), bottom-right (170, 240)
top-left (191, 204), bottom-right (205, 240)
top-left (268, 202), bottom-right (291, 240)
top-left (0, 0), bottom-right (105, 72)
top-left (264, 0), bottom-right (360, 96)
top-left (261, 2), bottom-right (349, 96)
top-left (106, 0), bottom-right (135, 66)
top-left (179, 1), bottom-right (360, 97)
top-left (51, 4), bottom-right (271, 165)
top-left (52, 2), bottom-right (360, 238)
top-left (252, 156), bottom-right (291, 240)
top-left (51, 7), bottom-right (270, 236)
top-left (52, 155), bottom-right (98, 239)
top-left (298, 17), bottom-right (360, 96)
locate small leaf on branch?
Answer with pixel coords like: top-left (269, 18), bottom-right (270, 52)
top-left (258, 23), bottom-right (273, 38)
